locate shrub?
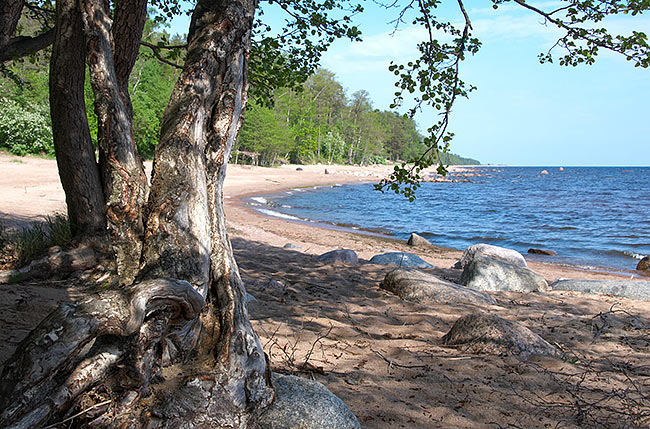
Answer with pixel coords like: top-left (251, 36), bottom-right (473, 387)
top-left (0, 97), bottom-right (54, 156)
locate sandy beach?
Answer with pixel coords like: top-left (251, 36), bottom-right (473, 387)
top-left (1, 153), bottom-right (649, 428)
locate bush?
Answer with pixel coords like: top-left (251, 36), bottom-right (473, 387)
top-left (0, 97), bottom-right (54, 156)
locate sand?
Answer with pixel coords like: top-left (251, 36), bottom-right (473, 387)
top-left (1, 152), bottom-right (649, 428)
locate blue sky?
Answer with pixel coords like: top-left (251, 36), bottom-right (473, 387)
top-left (169, 2), bottom-right (650, 166)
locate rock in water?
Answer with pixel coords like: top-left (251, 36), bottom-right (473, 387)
top-left (527, 248), bottom-right (558, 256)
top-left (283, 243), bottom-right (302, 250)
top-left (407, 232), bottom-right (434, 248)
top-left (637, 256), bottom-right (650, 272)
top-left (317, 249), bottom-right (359, 264)
top-left (442, 313), bottom-right (558, 359)
top-left (551, 279), bottom-right (650, 301)
top-left (370, 252), bottom-right (434, 268)
top-left (258, 374), bottom-right (360, 429)
top-left (382, 269), bottom-right (496, 305)
top-left (460, 256), bottom-right (549, 292)
top-left (453, 243), bottom-right (527, 269)
top-left (540, 169), bottom-right (549, 175)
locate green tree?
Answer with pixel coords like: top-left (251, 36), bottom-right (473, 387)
top-left (237, 102), bottom-right (292, 165)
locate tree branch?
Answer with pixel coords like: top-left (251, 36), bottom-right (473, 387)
top-left (140, 40), bottom-right (184, 69)
top-left (0, 28), bottom-right (54, 62)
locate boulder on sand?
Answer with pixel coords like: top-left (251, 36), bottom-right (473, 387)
top-left (381, 269), bottom-right (496, 305)
top-left (317, 249), bottom-right (359, 264)
top-left (406, 232), bottom-right (434, 248)
top-left (460, 256), bottom-right (549, 292)
top-left (370, 252), bottom-right (434, 269)
top-left (442, 313), bottom-right (558, 359)
top-left (453, 243), bottom-right (527, 270)
top-left (258, 373), bottom-right (360, 429)
top-left (551, 279), bottom-right (650, 301)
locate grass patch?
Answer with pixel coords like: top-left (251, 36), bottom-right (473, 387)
top-left (0, 214), bottom-right (74, 268)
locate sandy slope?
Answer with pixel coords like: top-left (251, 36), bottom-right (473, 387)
top-left (1, 153), bottom-right (649, 428)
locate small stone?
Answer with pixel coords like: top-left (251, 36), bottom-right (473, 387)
top-left (317, 249), bottom-right (358, 264)
top-left (406, 232), bottom-right (434, 248)
top-left (540, 169), bottom-right (549, 175)
top-left (283, 243), bottom-right (302, 250)
top-left (370, 252), bottom-right (434, 269)
top-left (527, 248), bottom-right (558, 256)
top-left (296, 167), bottom-right (303, 171)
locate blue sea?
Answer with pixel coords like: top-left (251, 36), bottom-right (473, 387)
top-left (249, 167), bottom-right (649, 272)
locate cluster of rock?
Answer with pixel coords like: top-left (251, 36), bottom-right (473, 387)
top-left (283, 240), bottom-right (650, 425)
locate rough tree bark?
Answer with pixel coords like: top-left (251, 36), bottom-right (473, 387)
top-left (113, 0), bottom-right (148, 120)
top-left (81, 0), bottom-right (149, 284)
top-left (0, 0), bottom-right (273, 427)
top-left (0, 0), bottom-right (24, 51)
top-left (49, 0), bottom-right (106, 236)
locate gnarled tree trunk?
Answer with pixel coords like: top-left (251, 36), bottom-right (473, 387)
top-left (81, 0), bottom-right (149, 284)
top-left (0, 0), bottom-right (273, 427)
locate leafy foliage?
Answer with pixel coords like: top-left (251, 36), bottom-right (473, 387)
top-left (236, 68), bottom-right (479, 167)
top-left (0, 97), bottom-right (53, 156)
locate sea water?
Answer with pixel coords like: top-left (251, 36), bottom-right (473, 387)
top-left (250, 167), bottom-right (649, 272)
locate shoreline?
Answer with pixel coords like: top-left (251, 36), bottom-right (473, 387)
top-left (220, 164), bottom-right (643, 283)
top-left (0, 153), bottom-right (644, 281)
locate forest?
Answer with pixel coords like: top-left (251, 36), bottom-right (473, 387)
top-left (0, 15), bottom-right (479, 167)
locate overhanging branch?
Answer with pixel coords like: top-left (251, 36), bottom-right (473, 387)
top-left (0, 28), bottom-right (54, 62)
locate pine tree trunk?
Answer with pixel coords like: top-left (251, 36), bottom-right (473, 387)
top-left (49, 0), bottom-right (106, 236)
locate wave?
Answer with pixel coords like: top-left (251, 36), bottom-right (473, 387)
top-left (250, 197), bottom-right (268, 205)
top-left (604, 249), bottom-right (646, 260)
top-left (256, 208), bottom-right (304, 221)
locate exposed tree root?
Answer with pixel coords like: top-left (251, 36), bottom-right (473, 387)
top-left (0, 278), bottom-right (205, 428)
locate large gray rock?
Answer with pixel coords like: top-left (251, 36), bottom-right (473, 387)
top-left (317, 249), bottom-right (358, 264)
top-left (637, 256), bottom-right (650, 272)
top-left (454, 243), bottom-right (527, 269)
top-left (258, 373), bottom-right (360, 429)
top-left (382, 269), bottom-right (496, 305)
top-left (551, 279), bottom-right (650, 301)
top-left (369, 252), bottom-right (434, 269)
top-left (442, 313), bottom-right (558, 359)
top-left (460, 256), bottom-right (549, 292)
